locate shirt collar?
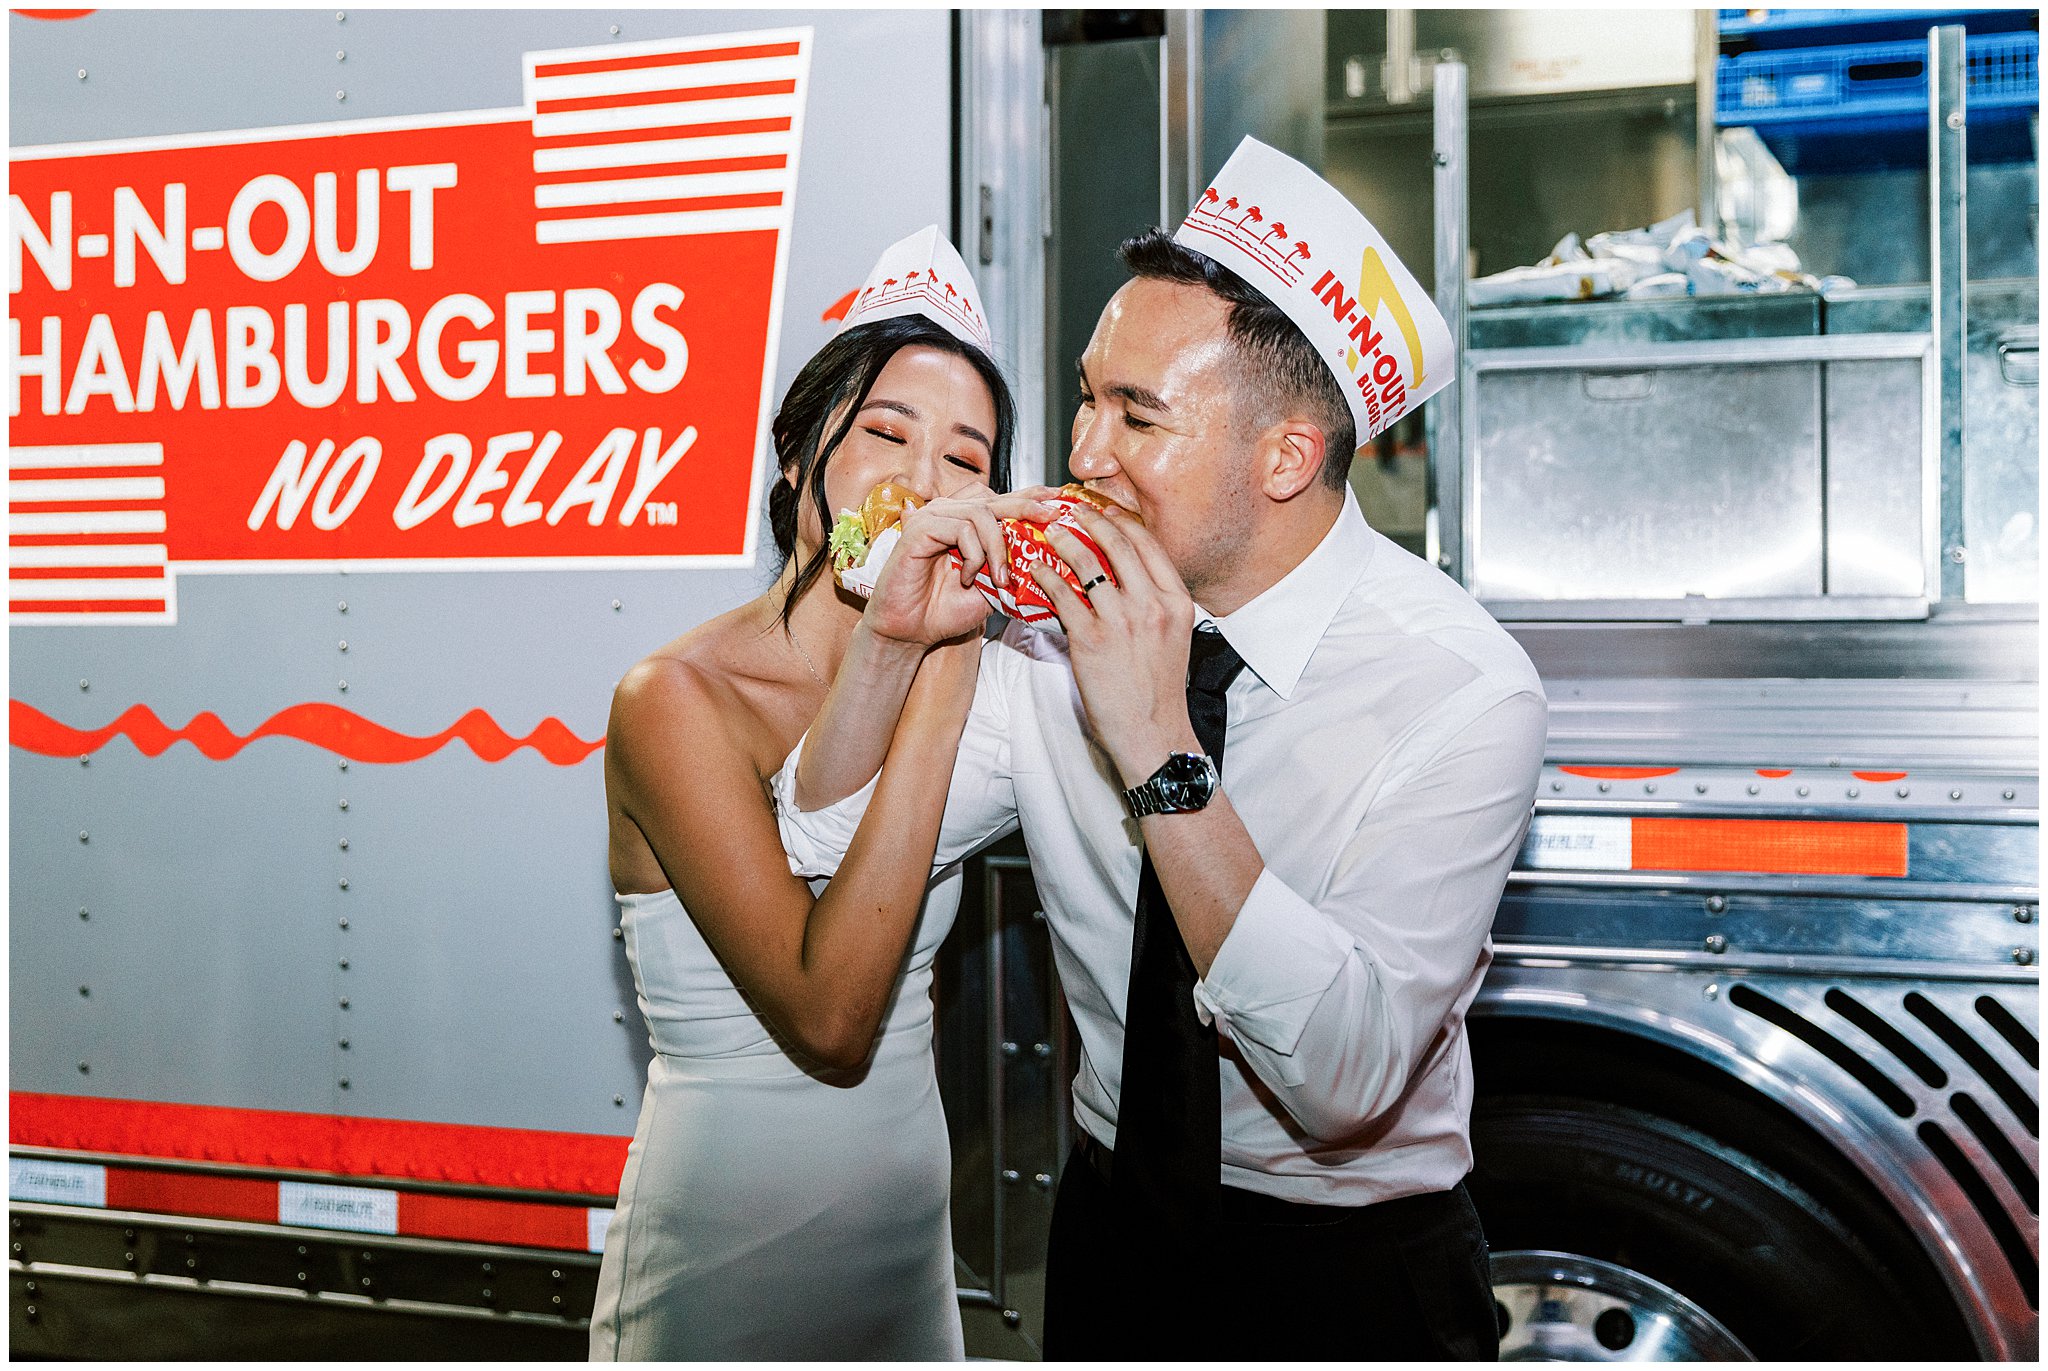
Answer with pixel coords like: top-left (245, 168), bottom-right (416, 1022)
top-left (1196, 488), bottom-right (1373, 701)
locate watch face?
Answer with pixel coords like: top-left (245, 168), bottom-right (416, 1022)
top-left (1157, 752), bottom-right (1216, 809)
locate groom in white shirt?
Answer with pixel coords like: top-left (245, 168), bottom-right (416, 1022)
top-left (776, 138), bottom-right (1545, 1359)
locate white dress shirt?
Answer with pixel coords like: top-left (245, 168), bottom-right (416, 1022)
top-left (775, 490), bottom-right (1547, 1206)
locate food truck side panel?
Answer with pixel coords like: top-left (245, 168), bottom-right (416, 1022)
top-left (8, 10), bottom-right (954, 1342)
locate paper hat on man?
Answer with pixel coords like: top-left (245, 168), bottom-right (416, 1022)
top-left (1174, 137), bottom-right (1453, 446)
top-left (837, 225), bottom-right (993, 354)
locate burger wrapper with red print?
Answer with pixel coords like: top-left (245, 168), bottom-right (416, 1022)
top-left (949, 496), bottom-right (1114, 633)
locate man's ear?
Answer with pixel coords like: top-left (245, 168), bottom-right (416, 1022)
top-left (1258, 420), bottom-right (1329, 502)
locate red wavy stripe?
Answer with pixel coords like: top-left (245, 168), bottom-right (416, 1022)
top-left (10, 699), bottom-right (603, 765)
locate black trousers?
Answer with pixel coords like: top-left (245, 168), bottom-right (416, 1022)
top-left (1042, 1142), bottom-right (1499, 1361)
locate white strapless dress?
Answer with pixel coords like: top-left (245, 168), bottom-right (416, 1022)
top-left (589, 867), bottom-right (964, 1360)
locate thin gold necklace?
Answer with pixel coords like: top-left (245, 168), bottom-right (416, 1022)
top-left (786, 624), bottom-right (827, 688)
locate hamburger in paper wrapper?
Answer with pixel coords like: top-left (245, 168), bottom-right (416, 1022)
top-left (831, 483), bottom-right (1135, 634)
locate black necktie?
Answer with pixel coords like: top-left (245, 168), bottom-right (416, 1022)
top-left (1112, 624), bottom-right (1245, 1234)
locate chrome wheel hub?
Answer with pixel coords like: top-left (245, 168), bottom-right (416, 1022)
top-left (1491, 1250), bottom-right (1754, 1361)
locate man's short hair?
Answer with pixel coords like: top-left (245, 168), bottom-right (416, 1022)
top-left (1117, 228), bottom-right (1358, 490)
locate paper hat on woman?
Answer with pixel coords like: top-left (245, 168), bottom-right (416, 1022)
top-left (1174, 137), bottom-right (1452, 445)
top-left (837, 225), bottom-right (993, 355)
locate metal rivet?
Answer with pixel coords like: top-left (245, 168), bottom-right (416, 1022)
top-left (1847, 787), bottom-right (1860, 798)
top-left (1549, 780), bottom-right (1562, 792)
top-left (1705, 894), bottom-right (1727, 914)
top-left (297, 1271), bottom-right (308, 1282)
top-left (337, 760), bottom-right (348, 771)
top-left (1950, 789), bottom-right (1964, 801)
top-left (339, 958), bottom-right (349, 970)
top-left (482, 1288), bottom-right (493, 1300)
top-left (79, 831), bottom-right (89, 843)
top-left (361, 1276), bottom-right (371, 1287)
top-left (1703, 982), bottom-right (1719, 1000)
top-left (612, 599), bottom-right (623, 611)
top-left (612, 1010), bottom-right (624, 1023)
top-left (1644, 782), bottom-right (1657, 794)
top-left (608, 23), bottom-right (620, 34)
top-left (1597, 781), bottom-right (1611, 793)
top-left (613, 1094), bottom-right (624, 1106)
top-left (79, 679), bottom-right (89, 691)
top-left (339, 1078), bottom-right (350, 1089)
top-left (1946, 110), bottom-right (1965, 130)
top-left (2004, 789), bottom-right (2017, 801)
top-left (1704, 933), bottom-right (1729, 955)
top-left (611, 926), bottom-right (623, 940)
top-left (2014, 907), bottom-right (2034, 925)
top-left (1002, 1309), bottom-right (1022, 1329)
top-left (77, 1059), bottom-right (91, 1073)
top-left (339, 917), bottom-right (349, 929)
top-left (339, 799), bottom-right (349, 810)
top-left (338, 680), bottom-right (348, 692)
top-left (1948, 544), bottom-right (1968, 563)
top-left (79, 908), bottom-right (89, 920)
top-left (336, 90), bottom-right (347, 102)
top-left (552, 1294), bottom-right (563, 1306)
top-left (1746, 784), bottom-right (1760, 795)
top-left (336, 10), bottom-right (345, 19)
top-left (24, 1281), bottom-right (35, 1293)
top-left (1001, 1168), bottom-right (1020, 1184)
top-left (2013, 948), bottom-right (2035, 966)
top-left (1694, 783), bottom-right (1708, 794)
top-left (338, 640), bottom-right (349, 652)
top-left (1000, 1041), bottom-right (1020, 1057)
top-left (76, 69), bottom-right (86, 80)
top-left (78, 985), bottom-right (89, 997)
top-left (339, 997), bottom-right (350, 1008)
top-left (339, 1038), bottom-right (350, 1049)
top-left (1796, 785), bottom-right (1809, 797)
top-left (338, 600), bottom-right (348, 612)
top-left (339, 839), bottom-right (349, 851)
top-left (1033, 1041), bottom-right (1053, 1058)
top-left (481, 1263), bottom-right (493, 1274)
top-left (339, 878), bottom-right (350, 890)
top-left (80, 757), bottom-right (89, 767)
top-left (1897, 787), bottom-right (1911, 798)
top-left (336, 49), bottom-right (346, 60)
top-left (551, 1269), bottom-right (563, 1281)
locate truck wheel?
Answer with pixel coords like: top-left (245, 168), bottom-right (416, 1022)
top-left (1470, 1098), bottom-right (1951, 1360)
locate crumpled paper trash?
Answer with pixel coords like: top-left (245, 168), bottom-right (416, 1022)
top-left (1468, 210), bottom-right (1855, 305)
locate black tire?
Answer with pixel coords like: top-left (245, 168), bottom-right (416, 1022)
top-left (1470, 1096), bottom-right (1961, 1359)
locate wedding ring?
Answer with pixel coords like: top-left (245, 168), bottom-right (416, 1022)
top-left (1079, 574), bottom-right (1108, 593)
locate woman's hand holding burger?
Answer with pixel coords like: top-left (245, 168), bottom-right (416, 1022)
top-left (861, 485), bottom-right (1060, 649)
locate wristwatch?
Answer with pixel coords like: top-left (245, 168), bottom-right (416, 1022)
top-left (1121, 752), bottom-right (1219, 817)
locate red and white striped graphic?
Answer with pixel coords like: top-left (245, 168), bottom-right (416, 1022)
top-left (9, 443), bottom-right (175, 625)
top-left (524, 29), bottom-right (809, 245)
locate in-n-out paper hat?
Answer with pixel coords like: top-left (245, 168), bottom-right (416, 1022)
top-left (838, 225), bottom-right (992, 354)
top-left (1174, 136), bottom-right (1453, 445)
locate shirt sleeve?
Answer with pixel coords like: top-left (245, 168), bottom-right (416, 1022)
top-left (1190, 687), bottom-right (1548, 1143)
top-left (773, 632), bottom-right (1023, 879)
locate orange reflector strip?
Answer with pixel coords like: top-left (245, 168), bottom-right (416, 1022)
top-left (1755, 769), bottom-right (1793, 778)
top-left (1854, 771), bottom-right (1908, 782)
top-left (1558, 765), bottom-right (1681, 780)
top-left (1632, 818), bottom-right (1908, 878)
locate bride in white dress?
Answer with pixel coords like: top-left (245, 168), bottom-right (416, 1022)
top-left (590, 231), bottom-right (1047, 1360)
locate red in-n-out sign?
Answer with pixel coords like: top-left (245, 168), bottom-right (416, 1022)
top-left (8, 27), bottom-right (812, 624)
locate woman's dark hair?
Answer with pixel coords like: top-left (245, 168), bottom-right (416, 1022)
top-left (768, 314), bottom-right (1016, 626)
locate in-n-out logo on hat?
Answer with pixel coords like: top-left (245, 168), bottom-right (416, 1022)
top-left (1175, 136), bottom-right (1452, 446)
top-left (836, 224), bottom-right (991, 354)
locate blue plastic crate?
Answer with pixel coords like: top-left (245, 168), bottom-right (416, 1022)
top-left (1718, 30), bottom-right (2037, 126)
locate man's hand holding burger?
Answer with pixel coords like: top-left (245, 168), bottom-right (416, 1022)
top-left (1028, 504), bottom-right (1202, 790)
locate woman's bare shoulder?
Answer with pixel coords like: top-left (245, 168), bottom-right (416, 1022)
top-left (608, 603), bottom-right (783, 759)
